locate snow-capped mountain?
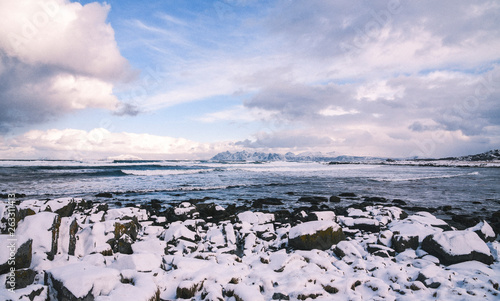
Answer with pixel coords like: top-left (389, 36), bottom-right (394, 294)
top-left (453, 149), bottom-right (500, 161)
top-left (210, 151), bottom-right (380, 162)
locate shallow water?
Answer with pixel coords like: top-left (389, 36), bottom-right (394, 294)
top-left (1, 160), bottom-right (499, 214)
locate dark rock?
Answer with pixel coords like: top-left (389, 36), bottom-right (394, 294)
top-left (68, 219), bottom-right (79, 256)
top-left (421, 231), bottom-right (494, 265)
top-left (149, 199), bottom-right (162, 210)
top-left (273, 292), bottom-right (290, 300)
top-left (75, 200), bottom-right (93, 211)
top-left (17, 208), bottom-right (36, 222)
top-left (176, 281), bottom-right (199, 299)
top-left (96, 203), bottom-right (109, 213)
top-left (95, 192), bottom-right (113, 198)
top-left (0, 193), bottom-right (26, 199)
top-left (440, 205), bottom-right (452, 211)
top-left (452, 215), bottom-right (481, 228)
top-left (339, 193), bottom-right (356, 197)
top-left (392, 235), bottom-right (419, 253)
top-left (297, 293), bottom-right (321, 300)
top-left (416, 272), bottom-right (441, 289)
top-left (392, 199), bottom-right (407, 206)
top-left (195, 203), bottom-right (229, 222)
top-left (467, 221), bottom-right (496, 243)
top-left (298, 196), bottom-right (328, 204)
top-left (322, 285), bottom-right (339, 294)
top-left (329, 196), bottom-right (341, 203)
top-left (288, 222), bottom-right (345, 250)
top-left (367, 244), bottom-right (395, 257)
top-left (47, 214), bottom-right (61, 261)
top-left (45, 271), bottom-right (94, 301)
top-left (346, 219), bottom-right (381, 233)
top-left (55, 199), bottom-right (77, 217)
top-left (5, 268), bottom-right (36, 290)
top-left (114, 218), bottom-right (140, 241)
top-left (252, 198), bottom-right (284, 208)
top-left (116, 235), bottom-right (134, 254)
top-left (274, 210), bottom-right (292, 224)
top-left (0, 239), bottom-right (32, 274)
top-left (16, 239), bottom-right (33, 270)
top-left (364, 197), bottom-right (387, 203)
top-left (403, 206), bottom-right (437, 213)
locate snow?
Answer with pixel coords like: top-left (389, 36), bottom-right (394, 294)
top-left (16, 212), bottom-right (58, 254)
top-left (104, 207), bottom-right (148, 221)
top-left (431, 231), bottom-right (491, 256)
top-left (0, 285), bottom-right (47, 301)
top-left (237, 211), bottom-right (275, 224)
top-left (230, 283), bottom-right (265, 301)
top-left (74, 221), bottom-right (115, 257)
top-left (312, 211), bottom-right (336, 221)
top-left (2, 199), bottom-right (499, 300)
top-left (0, 235), bottom-right (13, 264)
top-left (339, 217), bottom-right (380, 227)
top-left (111, 253), bottom-right (162, 272)
top-left (47, 263), bottom-right (121, 298)
top-left (162, 222), bottom-right (197, 242)
top-left (289, 221), bottom-right (340, 239)
top-left (467, 220), bottom-right (496, 240)
top-left (40, 197), bottom-right (78, 212)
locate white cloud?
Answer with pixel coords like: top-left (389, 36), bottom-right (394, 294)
top-left (1, 128), bottom-right (241, 160)
top-left (355, 81), bottom-right (405, 101)
top-left (319, 106), bottom-right (359, 117)
top-left (0, 0), bottom-right (133, 131)
top-left (197, 105), bottom-right (277, 123)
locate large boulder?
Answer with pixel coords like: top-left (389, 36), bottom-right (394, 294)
top-left (421, 230), bottom-right (494, 265)
top-left (288, 221), bottom-right (345, 250)
top-left (15, 212), bottom-right (60, 261)
top-left (46, 263), bottom-right (121, 300)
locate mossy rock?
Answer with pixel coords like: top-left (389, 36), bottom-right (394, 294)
top-left (289, 223), bottom-right (345, 250)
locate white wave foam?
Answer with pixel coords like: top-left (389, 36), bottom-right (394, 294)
top-left (121, 169), bottom-right (212, 176)
top-left (373, 171), bottom-right (480, 182)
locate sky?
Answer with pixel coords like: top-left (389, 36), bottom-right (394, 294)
top-left (0, 0), bottom-right (499, 160)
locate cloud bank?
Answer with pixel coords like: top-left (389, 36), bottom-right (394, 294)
top-left (0, 0), bottom-right (133, 131)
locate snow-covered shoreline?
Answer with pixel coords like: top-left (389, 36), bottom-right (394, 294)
top-left (1, 196), bottom-right (499, 300)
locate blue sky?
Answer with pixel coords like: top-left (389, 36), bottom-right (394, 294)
top-left (0, 0), bottom-right (499, 159)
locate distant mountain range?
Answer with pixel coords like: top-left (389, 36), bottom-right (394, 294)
top-left (437, 149), bottom-right (500, 161)
top-left (210, 151), bottom-right (381, 162)
top-left (210, 149), bottom-right (500, 163)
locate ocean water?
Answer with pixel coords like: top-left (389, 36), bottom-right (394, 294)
top-left (1, 160), bottom-right (499, 214)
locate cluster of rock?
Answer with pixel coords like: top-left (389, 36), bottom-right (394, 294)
top-left (0, 196), bottom-right (499, 300)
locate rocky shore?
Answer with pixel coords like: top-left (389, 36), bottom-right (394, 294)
top-left (1, 194), bottom-right (499, 300)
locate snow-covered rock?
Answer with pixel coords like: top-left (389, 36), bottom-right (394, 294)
top-left (288, 221), bottom-right (345, 250)
top-left (421, 230), bottom-right (494, 265)
top-left (46, 263), bottom-right (121, 300)
top-left (467, 220), bottom-right (496, 242)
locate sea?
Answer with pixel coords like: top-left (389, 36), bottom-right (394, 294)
top-left (1, 160), bottom-right (500, 216)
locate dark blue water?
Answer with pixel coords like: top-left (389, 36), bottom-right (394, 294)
top-left (1, 160), bottom-right (499, 214)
